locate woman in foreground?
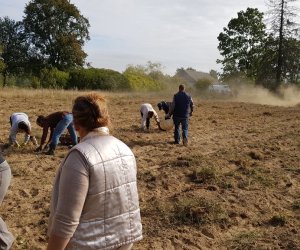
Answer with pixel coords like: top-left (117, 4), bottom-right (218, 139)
top-left (47, 93), bottom-right (142, 250)
top-left (0, 152), bottom-right (14, 249)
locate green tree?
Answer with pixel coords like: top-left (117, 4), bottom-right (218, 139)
top-left (0, 45), bottom-right (5, 74)
top-left (209, 69), bottom-right (218, 80)
top-left (186, 67), bottom-right (196, 71)
top-left (68, 68), bottom-right (130, 90)
top-left (266, 0), bottom-right (299, 86)
top-left (0, 17), bottom-right (30, 86)
top-left (144, 61), bottom-right (165, 81)
top-left (217, 8), bottom-right (267, 80)
top-left (194, 78), bottom-right (213, 91)
top-left (123, 65), bottom-right (162, 91)
top-left (40, 67), bottom-right (69, 88)
top-left (283, 38), bottom-right (300, 84)
top-left (256, 36), bottom-right (278, 89)
top-left (23, 0), bottom-right (90, 71)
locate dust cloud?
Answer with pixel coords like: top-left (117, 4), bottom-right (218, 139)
top-left (234, 85), bottom-right (300, 107)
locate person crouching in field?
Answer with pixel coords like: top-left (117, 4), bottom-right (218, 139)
top-left (157, 101), bottom-right (172, 115)
top-left (140, 103), bottom-right (161, 131)
top-left (0, 152), bottom-right (14, 249)
top-left (9, 112), bottom-right (38, 148)
top-left (35, 111), bottom-right (78, 155)
top-left (46, 93), bottom-right (143, 250)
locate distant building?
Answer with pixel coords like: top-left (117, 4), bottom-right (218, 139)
top-left (176, 69), bottom-right (217, 87)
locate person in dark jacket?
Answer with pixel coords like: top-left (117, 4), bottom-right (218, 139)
top-left (167, 84), bottom-right (193, 146)
top-left (0, 152), bottom-right (14, 249)
top-left (35, 111), bottom-right (78, 155)
top-left (157, 101), bottom-right (172, 115)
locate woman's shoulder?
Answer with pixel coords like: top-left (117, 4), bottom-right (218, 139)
top-left (74, 135), bottom-right (134, 159)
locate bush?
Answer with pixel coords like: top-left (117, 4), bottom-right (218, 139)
top-left (229, 231), bottom-right (259, 250)
top-left (30, 76), bottom-right (41, 89)
top-left (269, 215), bottom-right (286, 226)
top-left (40, 68), bottom-right (69, 89)
top-left (172, 197), bottom-right (227, 226)
top-left (68, 68), bottom-right (130, 90)
top-left (195, 78), bottom-right (213, 91)
top-left (123, 66), bottom-right (162, 91)
top-left (292, 200), bottom-right (300, 210)
top-left (190, 166), bottom-right (217, 184)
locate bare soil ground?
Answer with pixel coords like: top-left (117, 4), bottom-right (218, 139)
top-left (0, 88), bottom-right (299, 250)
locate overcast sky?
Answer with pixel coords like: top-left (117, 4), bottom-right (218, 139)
top-left (1, 0), bottom-right (297, 75)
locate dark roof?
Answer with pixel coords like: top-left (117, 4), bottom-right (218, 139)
top-left (177, 69), bottom-right (216, 83)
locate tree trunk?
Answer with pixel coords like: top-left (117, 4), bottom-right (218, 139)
top-left (276, 0), bottom-right (285, 88)
top-left (3, 71), bottom-right (7, 87)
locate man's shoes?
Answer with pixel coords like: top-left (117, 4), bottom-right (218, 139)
top-left (172, 141), bottom-right (180, 145)
top-left (183, 138), bottom-right (188, 146)
top-left (45, 144), bottom-right (56, 155)
top-left (45, 148), bottom-right (55, 155)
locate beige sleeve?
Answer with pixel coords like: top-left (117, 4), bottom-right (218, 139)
top-left (50, 150), bottom-right (89, 238)
top-left (153, 110), bottom-right (160, 123)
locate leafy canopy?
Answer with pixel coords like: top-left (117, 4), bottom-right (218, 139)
top-left (23, 0), bottom-right (90, 71)
top-left (0, 17), bottom-right (29, 77)
top-left (217, 8), bottom-right (267, 80)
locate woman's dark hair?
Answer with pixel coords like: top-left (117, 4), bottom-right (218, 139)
top-left (18, 121), bottom-right (31, 134)
top-left (36, 115), bottom-right (46, 126)
top-left (72, 93), bottom-right (109, 131)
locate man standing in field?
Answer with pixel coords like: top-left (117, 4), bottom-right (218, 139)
top-left (167, 84), bottom-right (193, 146)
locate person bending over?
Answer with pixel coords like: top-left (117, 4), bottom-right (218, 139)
top-left (157, 101), bottom-right (172, 115)
top-left (140, 103), bottom-right (160, 131)
top-left (9, 112), bottom-right (38, 148)
top-left (35, 111), bottom-right (78, 155)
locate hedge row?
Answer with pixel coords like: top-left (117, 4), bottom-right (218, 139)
top-left (33, 67), bottom-right (165, 91)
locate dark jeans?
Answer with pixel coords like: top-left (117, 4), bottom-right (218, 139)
top-left (173, 116), bottom-right (189, 143)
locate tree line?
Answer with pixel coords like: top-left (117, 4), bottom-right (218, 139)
top-left (0, 0), bottom-right (299, 91)
top-left (0, 0), bottom-right (179, 91)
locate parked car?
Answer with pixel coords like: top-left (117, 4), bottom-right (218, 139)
top-left (208, 83), bottom-right (233, 96)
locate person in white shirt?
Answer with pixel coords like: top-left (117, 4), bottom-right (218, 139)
top-left (9, 112), bottom-right (38, 147)
top-left (140, 103), bottom-right (160, 131)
